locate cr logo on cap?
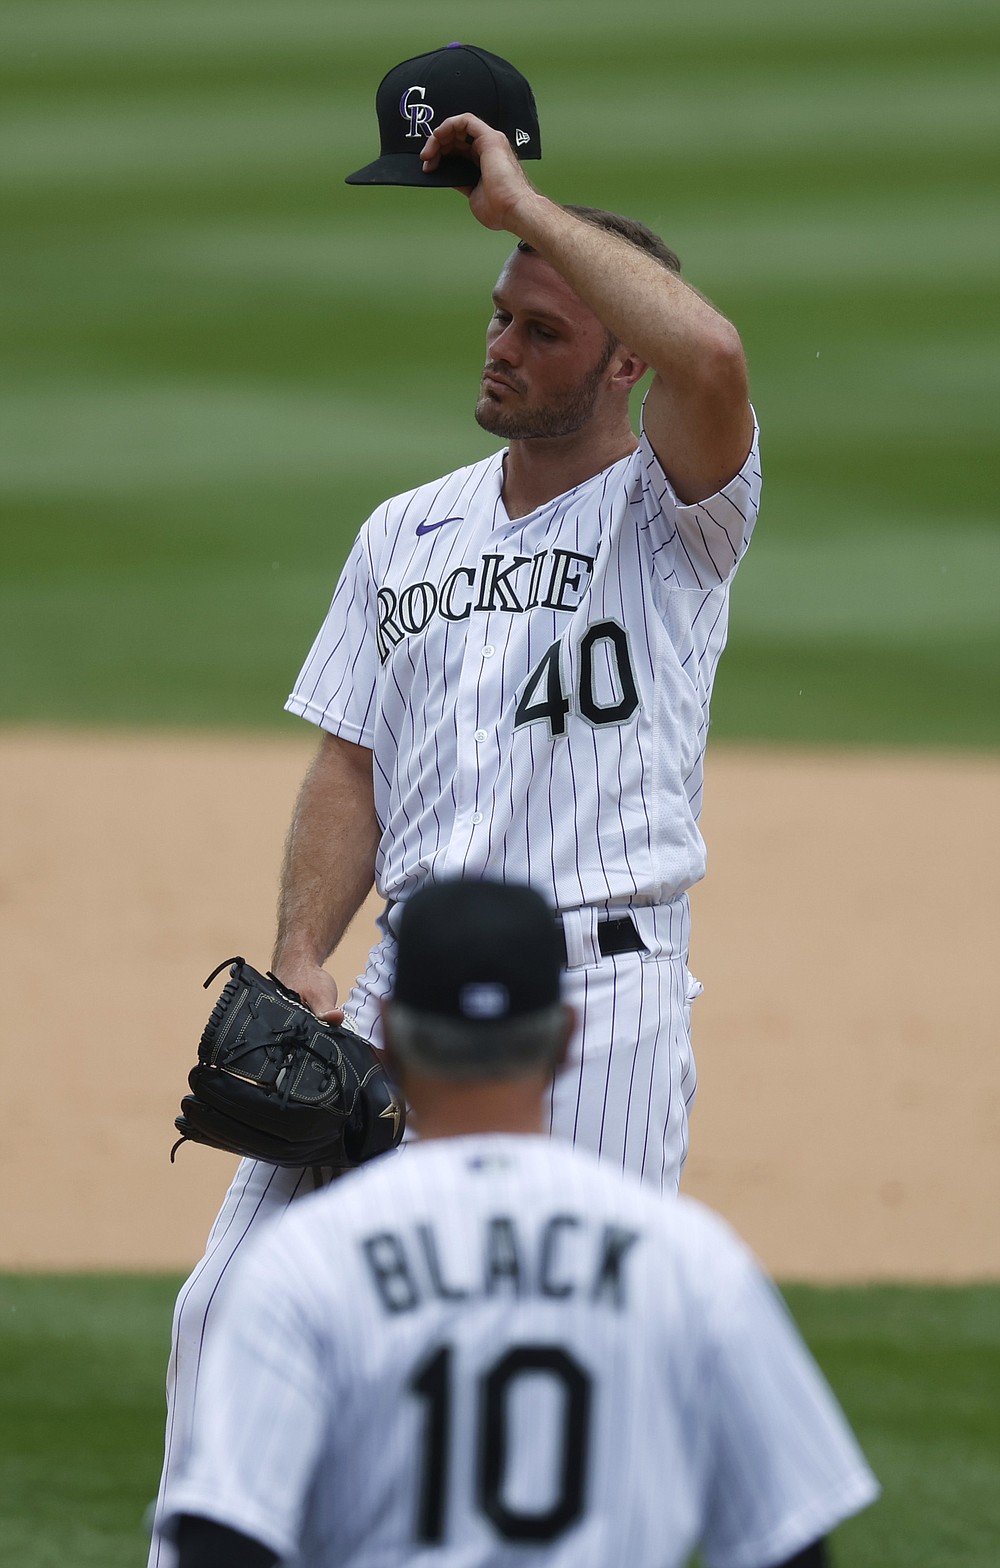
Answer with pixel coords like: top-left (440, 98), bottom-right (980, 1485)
top-left (399, 85), bottom-right (435, 138)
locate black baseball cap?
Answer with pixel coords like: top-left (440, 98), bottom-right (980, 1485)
top-left (393, 881), bottom-right (561, 1023)
top-left (345, 43), bottom-right (541, 187)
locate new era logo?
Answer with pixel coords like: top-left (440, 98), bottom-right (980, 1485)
top-left (515, 129), bottom-right (530, 147)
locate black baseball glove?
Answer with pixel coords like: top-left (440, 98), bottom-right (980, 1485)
top-left (172, 957), bottom-right (405, 1169)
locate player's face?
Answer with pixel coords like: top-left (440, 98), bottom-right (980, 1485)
top-left (476, 251), bottom-right (619, 441)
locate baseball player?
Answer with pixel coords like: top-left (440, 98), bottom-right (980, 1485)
top-left (148, 46), bottom-right (761, 1561)
top-left (155, 881), bottom-right (878, 1568)
top-left (277, 95), bottom-right (759, 1185)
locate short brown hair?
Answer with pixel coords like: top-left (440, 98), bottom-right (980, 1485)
top-left (519, 205), bottom-right (681, 274)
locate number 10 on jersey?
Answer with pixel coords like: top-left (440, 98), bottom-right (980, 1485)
top-left (409, 1341), bottom-right (593, 1545)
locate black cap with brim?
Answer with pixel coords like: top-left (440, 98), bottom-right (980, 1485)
top-left (345, 151), bottom-right (481, 188)
top-left (346, 42), bottom-right (540, 189)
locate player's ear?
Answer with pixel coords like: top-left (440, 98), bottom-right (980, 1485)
top-left (610, 349), bottom-right (649, 393)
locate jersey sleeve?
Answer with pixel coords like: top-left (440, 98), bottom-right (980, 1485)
top-left (157, 1235), bottom-right (335, 1564)
top-left (638, 409), bottom-right (762, 591)
top-left (697, 1241), bottom-right (879, 1568)
top-left (284, 522), bottom-right (383, 746)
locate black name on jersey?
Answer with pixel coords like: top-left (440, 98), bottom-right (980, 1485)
top-left (376, 547), bottom-right (596, 662)
top-left (361, 1213), bottom-right (640, 1315)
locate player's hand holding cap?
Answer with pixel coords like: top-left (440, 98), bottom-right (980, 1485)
top-left (346, 42), bottom-right (541, 187)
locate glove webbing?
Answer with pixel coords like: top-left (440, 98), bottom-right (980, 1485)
top-left (221, 1021), bottom-right (343, 1107)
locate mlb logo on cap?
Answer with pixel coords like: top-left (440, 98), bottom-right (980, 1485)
top-left (346, 42), bottom-right (542, 187)
top-left (393, 881), bottom-right (562, 1023)
top-left (459, 981), bottom-right (511, 1020)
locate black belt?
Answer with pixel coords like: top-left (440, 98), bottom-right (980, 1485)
top-left (555, 914), bottom-right (646, 968)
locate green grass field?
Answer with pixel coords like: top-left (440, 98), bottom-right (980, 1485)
top-left (2, 0), bottom-right (997, 742)
top-left (1, 1275), bottom-right (998, 1567)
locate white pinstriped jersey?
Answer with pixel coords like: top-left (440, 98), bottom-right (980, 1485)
top-left (160, 1136), bottom-right (878, 1567)
top-left (286, 416), bottom-right (761, 913)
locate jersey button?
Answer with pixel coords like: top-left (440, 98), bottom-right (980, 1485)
top-left (474, 729), bottom-right (488, 743)
top-left (470, 811), bottom-right (484, 824)
top-left (482, 645), bottom-right (495, 658)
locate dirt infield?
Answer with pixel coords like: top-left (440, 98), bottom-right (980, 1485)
top-left (2, 730), bottom-right (996, 1280)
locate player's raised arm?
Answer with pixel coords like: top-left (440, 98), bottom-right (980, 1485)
top-left (421, 113), bottom-right (754, 504)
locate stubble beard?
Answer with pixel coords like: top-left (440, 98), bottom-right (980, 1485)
top-left (475, 345), bottom-right (615, 442)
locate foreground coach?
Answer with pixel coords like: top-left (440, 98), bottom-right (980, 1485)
top-left (156, 881), bottom-right (877, 1568)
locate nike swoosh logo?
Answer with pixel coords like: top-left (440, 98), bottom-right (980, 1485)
top-left (416, 515), bottom-right (463, 536)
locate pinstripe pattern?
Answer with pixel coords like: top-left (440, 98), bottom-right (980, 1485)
top-left (148, 1160), bottom-right (326, 1568)
top-left (286, 418), bottom-right (761, 912)
top-left (549, 950), bottom-right (694, 1191)
top-left (284, 418), bottom-right (762, 1188)
top-left (156, 1138), bottom-right (877, 1567)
